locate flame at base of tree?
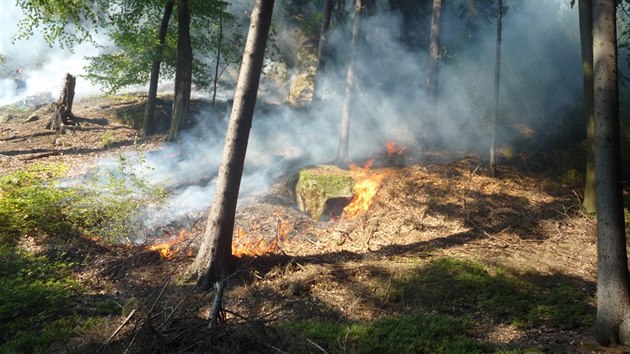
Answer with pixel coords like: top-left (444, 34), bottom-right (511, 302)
top-left (343, 159), bottom-right (386, 217)
top-left (147, 229), bottom-right (193, 260)
top-left (232, 219), bottom-right (289, 258)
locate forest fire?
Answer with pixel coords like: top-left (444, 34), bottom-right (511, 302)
top-left (343, 159), bottom-right (385, 217)
top-left (385, 141), bottom-right (404, 156)
top-left (232, 219), bottom-right (289, 258)
top-left (147, 229), bottom-right (193, 260)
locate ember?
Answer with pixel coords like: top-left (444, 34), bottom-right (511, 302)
top-left (343, 159), bottom-right (385, 217)
top-left (232, 219), bottom-right (288, 258)
top-left (147, 229), bottom-right (192, 260)
top-left (386, 141), bottom-right (404, 156)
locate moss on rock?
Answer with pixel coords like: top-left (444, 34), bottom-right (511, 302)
top-left (296, 165), bottom-right (354, 220)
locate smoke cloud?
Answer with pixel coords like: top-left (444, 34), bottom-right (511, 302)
top-left (2, 0), bottom-right (586, 240)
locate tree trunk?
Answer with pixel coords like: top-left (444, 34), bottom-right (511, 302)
top-left (579, 0), bottom-right (596, 213)
top-left (46, 73), bottom-right (76, 132)
top-left (212, 8), bottom-right (224, 107)
top-left (427, 0), bottom-right (443, 108)
top-left (143, 0), bottom-right (174, 137)
top-left (168, 0), bottom-right (193, 142)
top-left (189, 0), bottom-right (274, 299)
top-left (489, 0), bottom-right (502, 177)
top-left (312, 0), bottom-right (334, 104)
top-left (593, 0), bottom-right (630, 346)
top-left (336, 0), bottom-right (363, 164)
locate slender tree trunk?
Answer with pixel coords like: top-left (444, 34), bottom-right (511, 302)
top-left (427, 0), bottom-right (443, 108)
top-left (489, 0), bottom-right (502, 177)
top-left (336, 0), bottom-right (362, 164)
top-left (579, 0), bottom-right (596, 213)
top-left (143, 0), bottom-right (174, 137)
top-left (593, 0), bottom-right (630, 346)
top-left (312, 0), bottom-right (334, 104)
top-left (212, 8), bottom-right (224, 107)
top-left (168, 0), bottom-right (193, 142)
top-left (188, 0), bottom-right (274, 323)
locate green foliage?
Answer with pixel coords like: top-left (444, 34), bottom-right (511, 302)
top-left (14, 0), bottom-right (105, 48)
top-left (72, 154), bottom-right (166, 242)
top-left (387, 258), bottom-right (594, 330)
top-left (0, 164), bottom-right (76, 245)
top-left (101, 131), bottom-right (115, 148)
top-left (0, 158), bottom-right (165, 244)
top-left (282, 314), bottom-right (485, 353)
top-left (82, 0), bottom-right (242, 94)
top-left (0, 160), bottom-right (162, 351)
top-left (0, 244), bottom-right (79, 353)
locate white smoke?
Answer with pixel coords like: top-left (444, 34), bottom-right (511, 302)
top-left (3, 0), bottom-right (585, 240)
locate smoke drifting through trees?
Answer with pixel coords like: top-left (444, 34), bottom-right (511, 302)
top-left (2, 1), bottom-right (586, 236)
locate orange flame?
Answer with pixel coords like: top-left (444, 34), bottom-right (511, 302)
top-left (386, 141), bottom-right (404, 156)
top-left (147, 229), bottom-right (192, 260)
top-left (343, 160), bottom-right (385, 217)
top-left (232, 219), bottom-right (289, 258)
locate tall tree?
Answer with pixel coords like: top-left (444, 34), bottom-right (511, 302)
top-left (489, 0), bottom-right (502, 177)
top-left (427, 0), bottom-right (444, 109)
top-left (143, 0), bottom-right (174, 137)
top-left (593, 0), bottom-right (630, 346)
top-left (336, 0), bottom-right (363, 164)
top-left (168, 0), bottom-right (193, 142)
top-left (211, 4), bottom-right (225, 106)
top-left (312, 0), bottom-right (334, 104)
top-left (579, 0), bottom-right (596, 213)
top-left (188, 0), bottom-right (274, 324)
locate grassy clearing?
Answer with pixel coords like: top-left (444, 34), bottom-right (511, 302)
top-left (282, 314), bottom-right (485, 353)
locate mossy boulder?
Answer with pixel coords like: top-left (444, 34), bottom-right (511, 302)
top-left (296, 165), bottom-right (354, 220)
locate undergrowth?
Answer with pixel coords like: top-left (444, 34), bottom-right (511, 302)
top-left (281, 257), bottom-right (595, 353)
top-left (0, 159), bottom-right (164, 352)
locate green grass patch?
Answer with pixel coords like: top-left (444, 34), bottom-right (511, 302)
top-left (387, 258), bottom-right (594, 329)
top-left (0, 160), bottom-right (164, 352)
top-left (0, 244), bottom-right (80, 353)
top-left (282, 314), bottom-right (485, 354)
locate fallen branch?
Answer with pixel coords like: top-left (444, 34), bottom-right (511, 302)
top-left (20, 151), bottom-right (61, 161)
top-left (107, 309), bottom-right (136, 343)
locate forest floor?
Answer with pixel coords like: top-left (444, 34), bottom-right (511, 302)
top-left (1, 94), bottom-right (629, 353)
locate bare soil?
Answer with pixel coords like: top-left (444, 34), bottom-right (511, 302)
top-left (1, 96), bottom-right (629, 353)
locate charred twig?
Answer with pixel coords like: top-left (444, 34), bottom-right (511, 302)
top-left (208, 280), bottom-right (225, 328)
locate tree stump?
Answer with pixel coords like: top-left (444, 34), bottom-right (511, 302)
top-left (295, 165), bottom-right (354, 220)
top-left (46, 73), bottom-right (77, 132)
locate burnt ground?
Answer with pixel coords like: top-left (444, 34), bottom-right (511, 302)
top-left (1, 95), bottom-right (629, 353)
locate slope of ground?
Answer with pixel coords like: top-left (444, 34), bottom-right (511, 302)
top-left (1, 95), bottom-right (629, 353)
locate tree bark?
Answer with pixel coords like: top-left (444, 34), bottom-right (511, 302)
top-left (189, 0), bottom-right (274, 292)
top-left (168, 0), bottom-right (193, 142)
top-left (211, 7), bottom-right (224, 107)
top-left (46, 73), bottom-right (76, 132)
top-left (593, 0), bottom-right (630, 346)
top-left (143, 0), bottom-right (174, 137)
top-left (312, 0), bottom-right (334, 104)
top-left (579, 0), bottom-right (596, 213)
top-left (336, 0), bottom-right (363, 164)
top-left (427, 0), bottom-right (444, 108)
top-left (489, 0), bottom-right (502, 177)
